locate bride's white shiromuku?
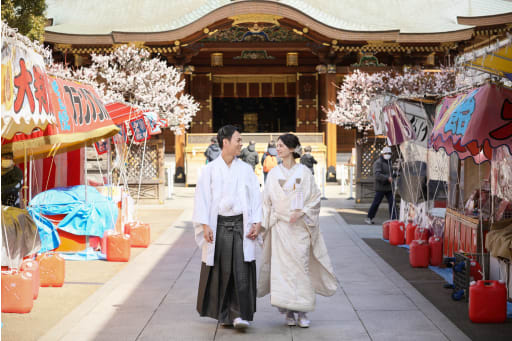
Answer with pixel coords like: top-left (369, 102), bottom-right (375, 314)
top-left (257, 163), bottom-right (337, 312)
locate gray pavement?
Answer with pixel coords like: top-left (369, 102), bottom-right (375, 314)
top-left (40, 185), bottom-right (470, 341)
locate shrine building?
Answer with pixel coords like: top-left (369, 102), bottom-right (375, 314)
top-left (43, 0), bottom-right (512, 183)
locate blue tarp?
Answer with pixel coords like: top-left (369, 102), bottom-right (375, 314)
top-left (59, 247), bottom-right (106, 261)
top-left (27, 186), bottom-right (118, 252)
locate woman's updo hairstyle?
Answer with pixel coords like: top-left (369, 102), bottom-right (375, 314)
top-left (278, 133), bottom-right (301, 159)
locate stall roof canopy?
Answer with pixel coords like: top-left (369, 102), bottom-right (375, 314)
top-left (105, 102), bottom-right (147, 125)
top-left (430, 83), bottom-right (512, 164)
top-left (45, 0), bottom-right (512, 43)
top-left (459, 38), bottom-right (512, 80)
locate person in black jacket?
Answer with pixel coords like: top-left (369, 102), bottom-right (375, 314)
top-left (365, 146), bottom-right (397, 224)
top-left (240, 140), bottom-right (259, 170)
top-left (300, 146), bottom-right (317, 174)
top-left (1, 152), bottom-right (23, 208)
top-left (204, 137), bottom-right (221, 163)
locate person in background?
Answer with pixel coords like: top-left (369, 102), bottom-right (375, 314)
top-left (194, 125), bottom-right (262, 329)
top-left (365, 146), bottom-right (397, 224)
top-left (261, 140), bottom-right (279, 182)
top-left (241, 140), bottom-right (259, 170)
top-left (204, 137), bottom-right (221, 163)
top-left (1, 152), bottom-right (23, 208)
top-left (300, 146), bottom-right (317, 175)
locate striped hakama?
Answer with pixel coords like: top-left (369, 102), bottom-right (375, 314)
top-left (196, 214), bottom-right (257, 323)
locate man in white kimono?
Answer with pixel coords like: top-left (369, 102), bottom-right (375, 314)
top-left (194, 125), bottom-right (262, 329)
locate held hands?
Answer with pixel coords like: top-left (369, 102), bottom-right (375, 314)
top-left (246, 223), bottom-right (261, 240)
top-left (290, 210), bottom-right (304, 224)
top-left (203, 224), bottom-right (214, 244)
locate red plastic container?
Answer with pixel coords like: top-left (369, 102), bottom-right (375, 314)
top-left (382, 221), bottom-right (391, 240)
top-left (129, 223), bottom-right (150, 248)
top-left (410, 240), bottom-right (430, 267)
top-left (469, 280), bottom-right (507, 323)
top-left (470, 261), bottom-right (483, 281)
top-left (20, 259), bottom-right (40, 299)
top-left (389, 221), bottom-right (405, 245)
top-left (106, 234), bottom-right (131, 262)
top-left (414, 227), bottom-right (430, 242)
top-left (37, 252), bottom-right (65, 287)
top-left (405, 222), bottom-right (417, 245)
top-left (124, 222), bottom-right (138, 235)
top-left (1, 271), bottom-right (34, 313)
top-left (428, 236), bottom-right (443, 266)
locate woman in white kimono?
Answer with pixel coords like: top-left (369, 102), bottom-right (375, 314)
top-left (257, 133), bottom-right (337, 328)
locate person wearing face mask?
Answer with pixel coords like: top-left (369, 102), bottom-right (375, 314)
top-left (365, 146), bottom-right (397, 224)
top-left (1, 153), bottom-right (23, 208)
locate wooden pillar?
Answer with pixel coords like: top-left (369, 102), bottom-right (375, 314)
top-left (174, 70), bottom-right (187, 183)
top-left (320, 73), bottom-right (338, 182)
top-left (174, 127), bottom-right (186, 183)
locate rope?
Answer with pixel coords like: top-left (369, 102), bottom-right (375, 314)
top-left (93, 146), bottom-right (118, 231)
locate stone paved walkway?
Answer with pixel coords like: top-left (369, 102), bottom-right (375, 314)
top-left (39, 185), bottom-right (470, 341)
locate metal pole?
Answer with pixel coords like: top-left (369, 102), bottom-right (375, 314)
top-left (84, 144), bottom-right (88, 203)
top-left (107, 139), bottom-right (112, 200)
top-left (29, 154), bottom-right (33, 202)
top-left (348, 165), bottom-right (354, 200)
top-left (340, 165), bottom-right (345, 194)
top-left (167, 166), bottom-right (173, 199)
top-left (321, 166), bottom-right (327, 200)
top-left (84, 143), bottom-right (89, 248)
top-left (23, 147), bottom-right (28, 208)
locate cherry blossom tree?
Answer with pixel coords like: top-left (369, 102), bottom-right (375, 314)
top-left (48, 45), bottom-right (199, 134)
top-left (1, 20), bottom-right (52, 62)
top-left (325, 68), bottom-right (456, 131)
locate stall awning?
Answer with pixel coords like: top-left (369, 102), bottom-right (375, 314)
top-left (105, 102), bottom-right (146, 124)
top-left (105, 102), bottom-right (167, 144)
top-left (430, 83), bottom-right (512, 163)
top-left (369, 98), bottom-right (431, 146)
top-left (1, 76), bottom-right (119, 163)
top-left (462, 39), bottom-right (512, 80)
top-left (1, 37), bottom-right (56, 139)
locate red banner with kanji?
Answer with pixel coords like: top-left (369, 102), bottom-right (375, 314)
top-left (1, 37), bottom-right (56, 139)
top-left (2, 75), bottom-right (119, 163)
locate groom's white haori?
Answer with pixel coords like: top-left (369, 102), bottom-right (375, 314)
top-left (193, 156), bottom-right (262, 266)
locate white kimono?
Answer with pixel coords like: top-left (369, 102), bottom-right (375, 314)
top-left (257, 164), bottom-right (337, 312)
top-left (193, 156), bottom-right (262, 266)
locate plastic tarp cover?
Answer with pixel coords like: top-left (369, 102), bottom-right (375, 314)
top-left (28, 185), bottom-right (118, 243)
top-left (491, 146), bottom-right (512, 202)
top-left (397, 161), bottom-right (427, 204)
top-left (1, 206), bottom-right (42, 268)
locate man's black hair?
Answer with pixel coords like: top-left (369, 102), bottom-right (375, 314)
top-left (217, 125), bottom-right (240, 149)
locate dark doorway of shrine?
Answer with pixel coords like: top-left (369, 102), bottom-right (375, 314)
top-left (212, 97), bottom-right (296, 133)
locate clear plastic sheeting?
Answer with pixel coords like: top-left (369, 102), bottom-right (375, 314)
top-left (397, 161), bottom-right (427, 204)
top-left (1, 206), bottom-right (42, 268)
top-left (491, 146), bottom-right (512, 202)
top-left (399, 200), bottom-right (428, 227)
top-left (427, 148), bottom-right (450, 182)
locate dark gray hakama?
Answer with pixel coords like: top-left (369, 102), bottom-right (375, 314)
top-left (197, 214), bottom-right (257, 323)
